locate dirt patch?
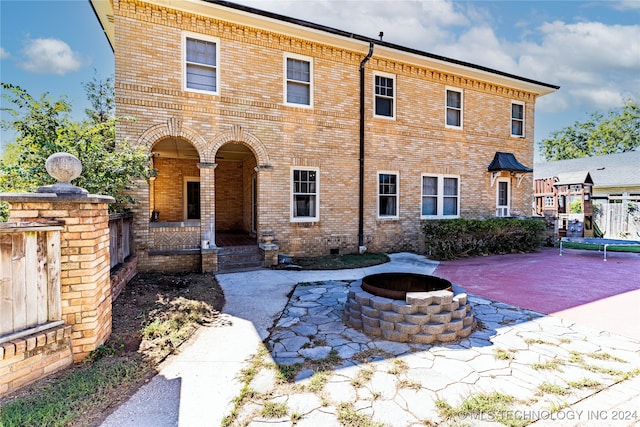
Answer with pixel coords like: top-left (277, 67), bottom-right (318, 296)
top-left (1, 272), bottom-right (225, 427)
top-left (112, 272), bottom-right (225, 364)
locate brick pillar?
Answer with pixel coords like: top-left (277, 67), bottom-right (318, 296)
top-left (259, 242), bottom-right (279, 268)
top-left (198, 162), bottom-right (218, 272)
top-left (1, 193), bottom-right (114, 362)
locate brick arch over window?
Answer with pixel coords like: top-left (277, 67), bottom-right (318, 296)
top-left (209, 124), bottom-right (271, 167)
top-left (138, 118), bottom-right (208, 161)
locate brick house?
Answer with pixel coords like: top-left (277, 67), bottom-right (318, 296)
top-left (91, 0), bottom-right (558, 272)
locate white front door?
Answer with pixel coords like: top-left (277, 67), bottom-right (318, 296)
top-left (496, 179), bottom-right (510, 217)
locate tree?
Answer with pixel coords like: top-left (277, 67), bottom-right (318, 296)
top-left (0, 79), bottom-right (153, 220)
top-left (83, 70), bottom-right (115, 124)
top-left (539, 99), bottom-right (640, 161)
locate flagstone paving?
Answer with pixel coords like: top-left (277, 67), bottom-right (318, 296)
top-left (228, 279), bottom-right (640, 426)
top-left (100, 252), bottom-right (639, 427)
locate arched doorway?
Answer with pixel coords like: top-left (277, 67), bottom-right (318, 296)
top-left (150, 137), bottom-right (201, 222)
top-left (214, 142), bottom-right (258, 246)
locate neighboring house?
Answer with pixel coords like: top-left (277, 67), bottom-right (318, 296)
top-left (91, 0), bottom-right (558, 272)
top-left (534, 151), bottom-right (640, 206)
top-left (533, 151), bottom-right (640, 215)
top-left (534, 150), bottom-right (640, 238)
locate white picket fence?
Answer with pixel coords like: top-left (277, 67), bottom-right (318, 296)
top-left (594, 202), bottom-right (640, 240)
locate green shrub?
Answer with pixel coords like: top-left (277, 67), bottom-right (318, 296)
top-left (422, 218), bottom-right (546, 260)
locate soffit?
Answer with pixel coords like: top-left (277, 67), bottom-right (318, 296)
top-left (89, 0), bottom-right (115, 50)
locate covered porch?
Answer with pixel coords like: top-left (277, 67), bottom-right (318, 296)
top-left (143, 126), bottom-right (277, 272)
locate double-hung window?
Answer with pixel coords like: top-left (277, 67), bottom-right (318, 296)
top-left (292, 168), bottom-right (319, 221)
top-left (511, 102), bottom-right (525, 137)
top-left (445, 88), bottom-right (462, 128)
top-left (421, 175), bottom-right (460, 218)
top-left (374, 73), bottom-right (395, 118)
top-left (378, 172), bottom-right (399, 218)
top-left (285, 54), bottom-right (312, 106)
top-left (184, 35), bottom-right (219, 94)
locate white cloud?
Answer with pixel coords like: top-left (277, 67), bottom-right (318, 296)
top-left (512, 21), bottom-right (640, 112)
top-left (0, 47), bottom-right (9, 59)
top-left (611, 1), bottom-right (640, 11)
top-left (19, 38), bottom-right (82, 75)
top-left (236, 0), bottom-right (467, 47)
top-left (569, 87), bottom-right (625, 110)
top-left (432, 26), bottom-right (518, 73)
top-left (536, 92), bottom-right (570, 114)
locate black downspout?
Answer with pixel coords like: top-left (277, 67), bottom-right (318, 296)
top-left (358, 42), bottom-right (374, 251)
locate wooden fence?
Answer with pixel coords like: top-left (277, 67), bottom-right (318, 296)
top-left (0, 223), bottom-right (64, 342)
top-left (109, 213), bottom-right (134, 270)
top-left (594, 202), bottom-right (640, 240)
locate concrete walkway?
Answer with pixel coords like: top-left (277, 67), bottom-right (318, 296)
top-left (101, 252), bottom-right (640, 427)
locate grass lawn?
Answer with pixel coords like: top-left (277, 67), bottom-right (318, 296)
top-left (292, 252), bottom-right (390, 269)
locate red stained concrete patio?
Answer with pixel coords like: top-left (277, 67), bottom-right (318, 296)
top-left (433, 246), bottom-right (640, 340)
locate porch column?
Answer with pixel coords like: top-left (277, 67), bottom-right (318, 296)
top-left (254, 165), bottom-right (278, 267)
top-left (198, 162), bottom-right (218, 272)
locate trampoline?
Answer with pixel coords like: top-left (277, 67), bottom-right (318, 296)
top-left (560, 237), bottom-right (640, 261)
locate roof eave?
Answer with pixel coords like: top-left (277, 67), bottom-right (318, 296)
top-left (144, 0), bottom-right (559, 96)
top-left (89, 0), bottom-right (115, 52)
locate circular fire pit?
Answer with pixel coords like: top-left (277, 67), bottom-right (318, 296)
top-left (361, 272), bottom-right (452, 299)
top-left (344, 273), bottom-right (475, 344)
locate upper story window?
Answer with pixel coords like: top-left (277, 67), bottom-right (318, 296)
top-left (285, 54), bottom-right (312, 107)
top-left (374, 73), bottom-right (395, 118)
top-left (292, 168), bottom-right (319, 221)
top-left (184, 35), bottom-right (219, 94)
top-left (511, 102), bottom-right (525, 137)
top-left (445, 88), bottom-right (463, 128)
top-left (421, 175), bottom-right (460, 218)
top-left (378, 172), bottom-right (399, 218)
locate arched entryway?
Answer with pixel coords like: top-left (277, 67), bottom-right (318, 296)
top-left (150, 137), bottom-right (202, 223)
top-left (214, 142), bottom-right (258, 246)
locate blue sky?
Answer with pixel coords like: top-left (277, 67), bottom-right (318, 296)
top-left (1, 0), bottom-right (639, 159)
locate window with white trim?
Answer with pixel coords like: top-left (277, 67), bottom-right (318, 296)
top-left (544, 196), bottom-right (554, 207)
top-left (445, 88), bottom-right (462, 128)
top-left (374, 73), bottom-right (395, 118)
top-left (285, 54), bottom-right (312, 106)
top-left (511, 102), bottom-right (525, 137)
top-left (291, 168), bottom-right (319, 221)
top-left (421, 175), bottom-right (460, 218)
top-left (496, 178), bottom-right (510, 217)
top-left (184, 35), bottom-right (219, 94)
top-left (378, 172), bottom-right (399, 218)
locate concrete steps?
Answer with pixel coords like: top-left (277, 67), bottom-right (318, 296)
top-left (217, 245), bottom-right (262, 271)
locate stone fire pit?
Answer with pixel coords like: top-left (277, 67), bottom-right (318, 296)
top-left (344, 272), bottom-right (475, 343)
